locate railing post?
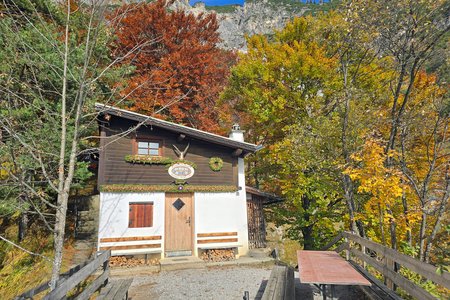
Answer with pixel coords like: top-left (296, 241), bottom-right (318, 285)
top-left (384, 255), bottom-right (394, 290)
top-left (361, 245), bottom-right (366, 269)
top-left (102, 252), bottom-right (110, 288)
top-left (344, 236), bottom-right (350, 261)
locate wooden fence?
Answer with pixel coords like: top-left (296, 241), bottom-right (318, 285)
top-left (16, 250), bottom-right (111, 300)
top-left (323, 231), bottom-right (450, 300)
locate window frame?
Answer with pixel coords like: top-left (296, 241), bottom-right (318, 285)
top-left (133, 136), bottom-right (163, 157)
top-left (128, 201), bottom-right (154, 228)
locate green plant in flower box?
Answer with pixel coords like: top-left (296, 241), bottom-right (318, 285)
top-left (168, 159), bottom-right (198, 169)
top-left (124, 155), bottom-right (173, 165)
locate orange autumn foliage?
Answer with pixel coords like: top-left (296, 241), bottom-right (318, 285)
top-left (110, 0), bottom-right (235, 134)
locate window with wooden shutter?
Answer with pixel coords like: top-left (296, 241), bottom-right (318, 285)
top-left (129, 202), bottom-right (153, 228)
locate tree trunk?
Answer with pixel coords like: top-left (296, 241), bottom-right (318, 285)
top-left (301, 194), bottom-right (315, 250)
top-left (343, 175), bottom-right (359, 234)
top-left (51, 191), bottom-right (69, 288)
top-left (50, 0), bottom-right (71, 289)
top-left (302, 225), bottom-right (314, 250)
top-left (418, 212), bottom-right (427, 261)
top-left (18, 197), bottom-right (28, 242)
top-left (341, 59), bottom-right (361, 236)
top-left (378, 203), bottom-right (386, 245)
top-left (424, 173), bottom-right (449, 263)
top-left (356, 220), bottom-right (366, 238)
top-left (384, 205), bottom-right (397, 250)
top-left (401, 190), bottom-right (412, 245)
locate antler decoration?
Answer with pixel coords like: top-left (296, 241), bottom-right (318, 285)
top-left (173, 143), bottom-right (190, 160)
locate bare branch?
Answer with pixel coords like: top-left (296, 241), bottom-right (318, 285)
top-left (0, 235), bottom-right (51, 262)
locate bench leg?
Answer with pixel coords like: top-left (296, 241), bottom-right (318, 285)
top-left (330, 285), bottom-right (335, 300)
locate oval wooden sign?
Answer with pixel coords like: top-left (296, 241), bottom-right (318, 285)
top-left (168, 163), bottom-right (195, 180)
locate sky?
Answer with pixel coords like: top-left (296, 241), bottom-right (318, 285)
top-left (189, 0), bottom-right (329, 5)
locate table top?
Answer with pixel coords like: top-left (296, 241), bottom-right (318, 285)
top-left (297, 250), bottom-right (371, 286)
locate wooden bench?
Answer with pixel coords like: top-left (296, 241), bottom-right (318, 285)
top-left (262, 265), bottom-right (295, 300)
top-left (97, 278), bottom-right (133, 300)
top-left (99, 235), bottom-right (162, 255)
top-left (15, 250), bottom-right (132, 300)
top-left (196, 232), bottom-right (241, 249)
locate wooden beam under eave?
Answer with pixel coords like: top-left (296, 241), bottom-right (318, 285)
top-left (177, 134), bottom-right (186, 142)
top-left (232, 148), bottom-right (243, 157)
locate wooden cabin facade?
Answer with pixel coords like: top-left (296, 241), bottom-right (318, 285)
top-left (95, 104), bottom-right (261, 258)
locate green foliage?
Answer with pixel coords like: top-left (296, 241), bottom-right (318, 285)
top-left (398, 267), bottom-right (442, 299)
top-left (169, 160), bottom-right (198, 170)
top-left (205, 5), bottom-right (239, 13)
top-left (71, 162), bottom-right (93, 190)
top-left (245, 0), bottom-right (341, 15)
top-left (0, 2), bottom-right (131, 285)
top-left (124, 155), bottom-right (173, 165)
top-left (100, 184), bottom-right (238, 193)
top-left (0, 0), bottom-right (127, 224)
top-left (223, 15), bottom-right (345, 249)
top-left (400, 241), bottom-right (419, 258)
top-left (208, 157), bottom-right (224, 172)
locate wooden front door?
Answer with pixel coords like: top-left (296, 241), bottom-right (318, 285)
top-left (165, 193), bottom-right (194, 254)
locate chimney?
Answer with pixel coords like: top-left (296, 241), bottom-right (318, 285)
top-left (229, 123), bottom-right (245, 142)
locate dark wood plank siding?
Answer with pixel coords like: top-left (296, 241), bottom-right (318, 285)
top-left (100, 117), bottom-right (238, 186)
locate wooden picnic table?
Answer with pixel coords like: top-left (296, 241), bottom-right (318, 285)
top-left (297, 250), bottom-right (371, 300)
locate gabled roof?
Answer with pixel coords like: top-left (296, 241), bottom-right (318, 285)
top-left (95, 103), bottom-right (262, 155)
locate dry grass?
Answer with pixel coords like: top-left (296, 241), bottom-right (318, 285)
top-left (265, 222), bottom-right (301, 266)
top-left (0, 223), bottom-right (76, 299)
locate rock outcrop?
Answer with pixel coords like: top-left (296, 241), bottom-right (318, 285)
top-left (170, 0), bottom-right (308, 51)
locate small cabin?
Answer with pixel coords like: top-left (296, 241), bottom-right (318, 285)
top-left (95, 104), bottom-right (262, 259)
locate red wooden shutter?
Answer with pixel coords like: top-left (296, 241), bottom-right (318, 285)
top-left (144, 203), bottom-right (153, 227)
top-left (136, 203), bottom-right (145, 227)
top-left (129, 202), bottom-right (153, 228)
top-left (129, 203), bottom-right (137, 228)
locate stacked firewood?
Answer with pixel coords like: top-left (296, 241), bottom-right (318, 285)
top-left (200, 248), bottom-right (235, 262)
top-left (109, 256), bottom-right (159, 267)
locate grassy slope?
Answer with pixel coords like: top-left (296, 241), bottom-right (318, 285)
top-left (0, 222), bottom-right (76, 299)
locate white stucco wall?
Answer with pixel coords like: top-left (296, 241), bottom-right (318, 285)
top-left (194, 157), bottom-right (249, 257)
top-left (98, 192), bottom-right (165, 256)
top-left (194, 191), bottom-right (249, 257)
top-left (99, 163), bottom-right (250, 258)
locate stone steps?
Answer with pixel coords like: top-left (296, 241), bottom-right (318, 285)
top-left (247, 248), bottom-right (272, 258)
top-left (78, 210), bottom-right (97, 220)
top-left (74, 195), bottom-right (99, 242)
top-left (160, 256), bottom-right (206, 271)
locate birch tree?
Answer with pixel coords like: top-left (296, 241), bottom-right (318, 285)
top-left (0, 0), bottom-right (148, 289)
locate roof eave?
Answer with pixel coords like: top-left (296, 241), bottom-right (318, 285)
top-left (95, 103), bottom-right (261, 154)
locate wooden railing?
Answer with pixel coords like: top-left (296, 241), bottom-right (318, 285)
top-left (15, 250), bottom-right (111, 300)
top-left (323, 231), bottom-right (450, 300)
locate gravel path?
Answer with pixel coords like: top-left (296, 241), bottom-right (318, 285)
top-left (122, 265), bottom-right (364, 300)
top-left (127, 265), bottom-right (272, 300)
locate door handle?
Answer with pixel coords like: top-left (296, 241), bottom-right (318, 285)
top-left (186, 216), bottom-right (191, 226)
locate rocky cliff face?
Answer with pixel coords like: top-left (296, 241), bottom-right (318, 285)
top-left (170, 0), bottom-right (308, 51)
